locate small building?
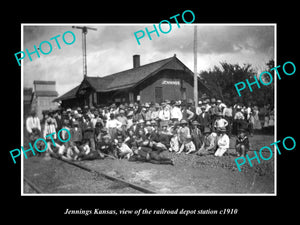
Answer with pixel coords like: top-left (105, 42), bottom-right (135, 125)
top-left (23, 87), bottom-right (33, 117)
top-left (31, 80), bottom-right (59, 119)
top-left (55, 55), bottom-right (211, 108)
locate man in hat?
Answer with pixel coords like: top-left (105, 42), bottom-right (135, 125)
top-left (181, 103), bottom-right (195, 122)
top-left (223, 104), bottom-right (233, 136)
top-left (26, 110), bottom-right (41, 146)
top-left (129, 139), bottom-right (174, 165)
top-left (106, 113), bottom-right (122, 140)
top-left (43, 111), bottom-right (58, 140)
top-left (150, 103), bottom-right (160, 120)
top-left (198, 105), bottom-right (211, 133)
top-left (116, 109), bottom-right (128, 134)
top-left (213, 112), bottom-right (228, 132)
top-left (177, 119), bottom-right (190, 145)
top-left (196, 127), bottom-right (218, 156)
top-left (82, 115), bottom-right (95, 151)
top-left (170, 101), bottom-right (183, 122)
top-left (126, 110), bottom-right (134, 130)
top-left (190, 120), bottom-right (202, 150)
top-left (177, 134), bottom-right (196, 154)
top-left (235, 128), bottom-right (249, 157)
top-left (158, 103), bottom-right (171, 128)
top-left (144, 103), bottom-right (152, 121)
top-left (115, 135), bottom-right (133, 159)
top-left (157, 123), bottom-right (171, 149)
top-left (136, 118), bottom-right (145, 134)
top-left (169, 130), bottom-right (180, 152)
top-left (54, 110), bottom-right (63, 132)
top-left (97, 134), bottom-right (116, 158)
top-left (144, 120), bottom-right (154, 134)
top-left (196, 101), bottom-right (203, 116)
top-left (214, 127), bottom-right (230, 157)
top-left (91, 110), bottom-right (103, 128)
top-left (233, 107), bottom-right (246, 135)
top-left (69, 120), bottom-right (83, 147)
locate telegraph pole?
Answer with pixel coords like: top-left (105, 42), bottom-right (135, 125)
top-left (72, 26), bottom-right (97, 77)
top-left (194, 25), bottom-right (198, 109)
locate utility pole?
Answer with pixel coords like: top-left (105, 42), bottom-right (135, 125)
top-left (72, 26), bottom-right (97, 78)
top-left (194, 25), bottom-right (198, 109)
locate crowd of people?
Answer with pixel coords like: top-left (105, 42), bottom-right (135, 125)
top-left (25, 98), bottom-right (274, 165)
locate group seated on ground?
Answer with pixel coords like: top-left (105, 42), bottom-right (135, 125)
top-left (26, 98), bottom-right (271, 165)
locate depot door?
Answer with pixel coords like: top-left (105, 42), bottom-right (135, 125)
top-left (155, 87), bottom-right (163, 103)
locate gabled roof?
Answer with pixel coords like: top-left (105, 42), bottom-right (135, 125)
top-left (81, 55), bottom-right (197, 93)
top-left (56, 55), bottom-right (211, 101)
top-left (53, 85), bottom-right (79, 102)
top-left (100, 56), bottom-right (175, 92)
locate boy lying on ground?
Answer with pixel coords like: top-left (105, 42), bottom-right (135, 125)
top-left (129, 139), bottom-right (174, 166)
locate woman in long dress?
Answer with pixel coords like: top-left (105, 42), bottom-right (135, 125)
top-left (268, 108), bottom-right (274, 127)
top-left (253, 106), bottom-right (262, 130)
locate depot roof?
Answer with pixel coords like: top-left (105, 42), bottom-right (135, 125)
top-left (55, 55), bottom-right (210, 101)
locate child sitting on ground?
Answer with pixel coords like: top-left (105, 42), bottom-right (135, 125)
top-left (177, 134), bottom-right (196, 154)
top-left (235, 128), bottom-right (249, 157)
top-left (169, 132), bottom-right (179, 152)
top-left (114, 135), bottom-right (133, 159)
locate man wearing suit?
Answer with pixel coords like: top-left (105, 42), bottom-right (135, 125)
top-left (198, 105), bottom-right (211, 133)
top-left (82, 115), bottom-right (95, 151)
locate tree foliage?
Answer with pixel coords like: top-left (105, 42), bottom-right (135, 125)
top-left (199, 60), bottom-right (274, 107)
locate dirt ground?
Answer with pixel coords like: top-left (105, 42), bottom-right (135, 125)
top-left (23, 134), bottom-right (275, 194)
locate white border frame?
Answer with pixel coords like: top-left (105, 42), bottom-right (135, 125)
top-left (21, 23), bottom-right (277, 196)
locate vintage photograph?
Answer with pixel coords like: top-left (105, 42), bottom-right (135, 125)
top-left (22, 24), bottom-right (275, 195)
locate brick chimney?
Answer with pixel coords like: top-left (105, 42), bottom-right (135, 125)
top-left (133, 55), bottom-right (140, 68)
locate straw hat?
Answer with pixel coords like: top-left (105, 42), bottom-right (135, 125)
top-left (180, 119), bottom-right (188, 124)
top-left (192, 120), bottom-right (200, 126)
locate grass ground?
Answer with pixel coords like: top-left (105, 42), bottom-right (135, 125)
top-left (23, 133), bottom-right (275, 194)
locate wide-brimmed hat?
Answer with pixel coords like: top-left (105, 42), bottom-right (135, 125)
top-left (150, 120), bottom-right (157, 124)
top-left (103, 134), bottom-right (110, 139)
top-left (192, 120), bottom-right (200, 126)
top-left (180, 119), bottom-right (188, 124)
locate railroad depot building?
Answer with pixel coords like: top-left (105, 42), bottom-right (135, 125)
top-left (55, 55), bottom-right (210, 108)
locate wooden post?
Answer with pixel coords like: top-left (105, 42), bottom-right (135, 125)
top-left (194, 25), bottom-right (198, 109)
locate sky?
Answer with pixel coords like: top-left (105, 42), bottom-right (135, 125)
top-left (23, 24), bottom-right (275, 96)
